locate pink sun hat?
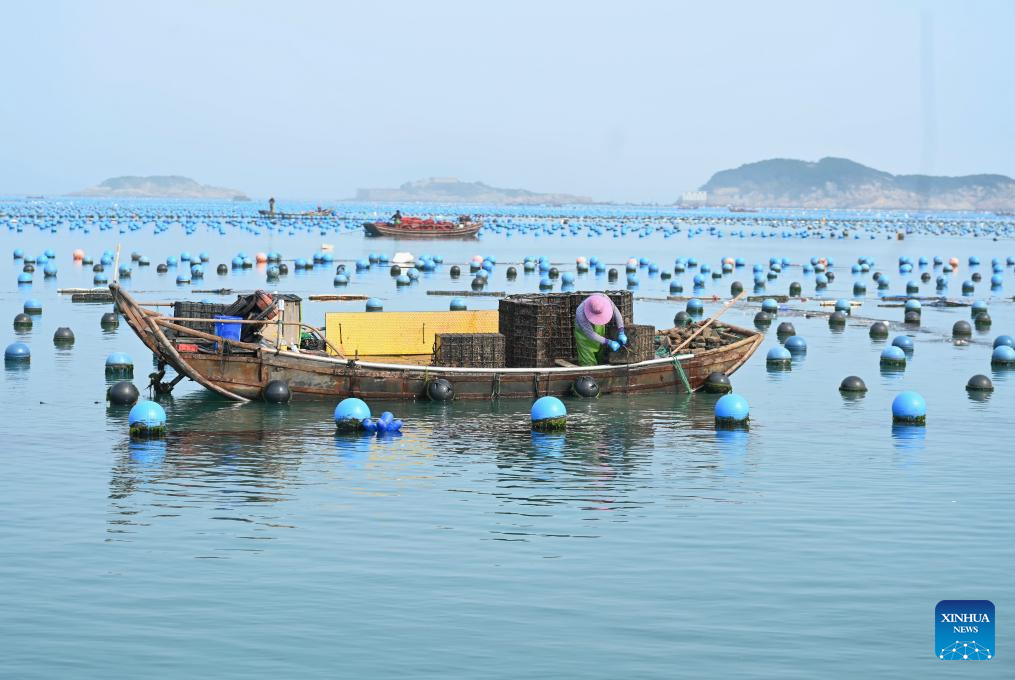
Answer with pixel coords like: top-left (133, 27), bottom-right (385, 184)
top-left (584, 293), bottom-right (613, 325)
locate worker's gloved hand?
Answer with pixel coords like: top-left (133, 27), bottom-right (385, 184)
top-left (618, 332), bottom-right (628, 346)
top-left (608, 340), bottom-right (621, 352)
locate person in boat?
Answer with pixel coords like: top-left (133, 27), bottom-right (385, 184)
top-left (268, 197), bottom-right (275, 214)
top-left (391, 210), bottom-right (402, 224)
top-left (574, 293), bottom-right (627, 366)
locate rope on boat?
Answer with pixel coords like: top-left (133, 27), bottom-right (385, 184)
top-left (672, 357), bottom-right (692, 393)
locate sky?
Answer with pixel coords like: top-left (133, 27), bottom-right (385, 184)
top-left (1, 0), bottom-right (1013, 203)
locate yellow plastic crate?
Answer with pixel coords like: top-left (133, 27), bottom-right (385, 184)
top-left (325, 310), bottom-right (499, 357)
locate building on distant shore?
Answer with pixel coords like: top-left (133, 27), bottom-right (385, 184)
top-left (677, 190), bottom-right (707, 206)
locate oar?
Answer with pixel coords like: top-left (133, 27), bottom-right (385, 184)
top-left (670, 290), bottom-right (746, 355)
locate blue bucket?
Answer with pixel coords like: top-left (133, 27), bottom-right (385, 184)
top-left (213, 315), bottom-right (242, 348)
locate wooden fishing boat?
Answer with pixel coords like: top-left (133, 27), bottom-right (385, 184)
top-left (110, 284), bottom-right (762, 403)
top-left (363, 217), bottom-right (481, 238)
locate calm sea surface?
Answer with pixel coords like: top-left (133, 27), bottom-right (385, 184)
top-left (2, 200), bottom-right (1013, 678)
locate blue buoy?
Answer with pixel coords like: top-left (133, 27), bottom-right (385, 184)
top-left (105, 352), bottom-right (134, 376)
top-left (334, 274), bottom-right (349, 286)
top-left (891, 335), bottom-right (914, 352)
top-left (23, 299), bottom-right (42, 314)
top-left (17, 272), bottom-right (32, 285)
top-left (450, 297), bottom-right (467, 311)
top-left (334, 397), bottom-right (371, 431)
top-left (366, 298), bottom-right (383, 312)
top-left (531, 396), bottom-right (567, 431)
top-left (784, 335), bottom-right (807, 354)
top-left (891, 391), bottom-right (926, 425)
top-left (395, 274), bottom-right (411, 286)
top-left (993, 335), bottom-right (1015, 349)
top-left (881, 345), bottom-right (907, 367)
top-left (761, 298), bottom-right (778, 314)
top-left (128, 400), bottom-right (167, 437)
top-left (686, 298), bottom-right (704, 315)
top-left (4, 341), bottom-right (30, 362)
top-left (991, 345), bottom-right (1015, 367)
top-left (714, 393), bottom-right (749, 429)
top-left (971, 300), bottom-right (988, 317)
top-left (766, 345), bottom-right (791, 366)
top-left (834, 299), bottom-right (850, 314)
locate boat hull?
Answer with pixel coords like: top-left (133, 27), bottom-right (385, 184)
top-left (363, 221), bottom-right (481, 238)
top-left (173, 333), bottom-right (761, 400)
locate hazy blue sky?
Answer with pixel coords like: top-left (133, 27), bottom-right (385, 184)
top-left (1, 0), bottom-right (1012, 202)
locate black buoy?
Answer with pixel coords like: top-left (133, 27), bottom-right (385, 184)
top-left (703, 371), bottom-right (732, 394)
top-left (389, 265), bottom-right (401, 277)
top-left (53, 327), bottom-right (75, 345)
top-left (974, 312), bottom-right (992, 329)
top-left (966, 374), bottom-right (994, 392)
top-left (506, 266), bottom-right (518, 280)
top-left (13, 313), bottom-right (32, 329)
top-left (952, 320), bottom-right (972, 338)
top-left (262, 379), bottom-right (292, 404)
top-left (673, 311), bottom-right (691, 327)
top-left (426, 378), bottom-right (455, 401)
top-left (106, 380), bottom-right (140, 406)
top-left (100, 312), bottom-right (119, 328)
top-left (839, 375), bottom-right (868, 393)
top-left (92, 263), bottom-right (104, 272)
top-left (571, 375), bottom-right (600, 398)
top-left (904, 310), bottom-right (921, 325)
top-left (730, 281), bottom-right (743, 296)
top-left (921, 272), bottom-right (931, 283)
top-left (789, 282), bottom-right (802, 297)
top-left (278, 263), bottom-right (289, 275)
top-left (335, 264), bottom-right (346, 274)
top-left (754, 311), bottom-right (772, 328)
top-left (776, 321), bottom-right (796, 337)
top-left (471, 276), bottom-right (485, 290)
top-left (826, 271), bottom-right (836, 283)
top-left (869, 321), bottom-right (889, 339)
top-left (450, 265), bottom-right (461, 279)
top-left (216, 264), bottom-right (228, 275)
top-left (608, 268), bottom-right (618, 282)
top-left (156, 263), bottom-right (168, 273)
top-left (548, 267), bottom-right (559, 279)
top-left (23, 263), bottom-right (35, 273)
top-left (972, 272), bottom-right (982, 282)
top-left (828, 311), bottom-right (847, 327)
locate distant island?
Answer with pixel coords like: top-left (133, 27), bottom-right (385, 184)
top-left (71, 175), bottom-right (249, 200)
top-left (352, 177), bottom-right (593, 206)
top-left (699, 157), bottom-right (1015, 211)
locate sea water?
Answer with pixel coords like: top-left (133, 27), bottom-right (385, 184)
top-left (1, 199), bottom-right (1013, 678)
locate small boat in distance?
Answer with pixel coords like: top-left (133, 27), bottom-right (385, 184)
top-left (258, 196), bottom-right (334, 218)
top-left (364, 214), bottom-right (481, 238)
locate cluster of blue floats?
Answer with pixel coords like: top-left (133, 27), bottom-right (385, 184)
top-left (11, 241), bottom-right (1015, 308)
top-left (4, 199), bottom-right (1015, 242)
top-left (333, 398), bottom-right (404, 436)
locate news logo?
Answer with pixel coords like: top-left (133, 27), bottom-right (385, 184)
top-left (936, 600), bottom-right (994, 660)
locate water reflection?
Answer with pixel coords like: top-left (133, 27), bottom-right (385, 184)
top-left (891, 424), bottom-right (926, 455)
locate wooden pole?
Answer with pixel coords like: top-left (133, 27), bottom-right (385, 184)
top-left (671, 291), bottom-right (746, 355)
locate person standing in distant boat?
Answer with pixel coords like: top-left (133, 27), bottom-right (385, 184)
top-left (574, 293), bottom-right (627, 366)
top-left (392, 210), bottom-right (402, 224)
top-left (268, 197), bottom-right (275, 214)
